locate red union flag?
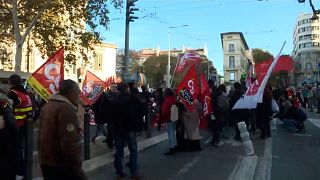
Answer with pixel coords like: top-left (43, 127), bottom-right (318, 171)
top-left (176, 52), bottom-right (202, 73)
top-left (27, 48), bottom-right (64, 101)
top-left (255, 55), bottom-right (294, 74)
top-left (176, 65), bottom-right (200, 112)
top-left (200, 73), bottom-right (212, 117)
top-left (80, 70), bottom-right (107, 106)
top-left (233, 42), bottom-right (286, 109)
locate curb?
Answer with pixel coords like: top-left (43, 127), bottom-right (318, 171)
top-left (83, 133), bottom-right (168, 173)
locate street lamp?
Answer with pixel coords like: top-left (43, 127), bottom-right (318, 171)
top-left (167, 24), bottom-right (189, 88)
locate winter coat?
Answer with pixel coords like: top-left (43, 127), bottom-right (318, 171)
top-left (39, 94), bottom-right (86, 180)
top-left (161, 95), bottom-right (177, 122)
top-left (216, 92), bottom-right (229, 122)
top-left (112, 92), bottom-right (138, 135)
top-left (0, 93), bottom-right (17, 180)
top-left (229, 89), bottom-right (250, 124)
top-left (92, 93), bottom-right (107, 125)
top-left (182, 99), bottom-right (202, 140)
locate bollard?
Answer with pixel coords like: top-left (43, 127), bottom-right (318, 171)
top-left (237, 121), bottom-right (255, 156)
top-left (83, 107), bottom-right (90, 160)
top-left (146, 107), bottom-right (152, 138)
top-left (25, 112), bottom-right (33, 180)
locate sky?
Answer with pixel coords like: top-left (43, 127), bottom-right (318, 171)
top-left (97, 0), bottom-right (320, 75)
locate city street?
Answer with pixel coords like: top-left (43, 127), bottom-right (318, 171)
top-left (82, 110), bottom-right (320, 180)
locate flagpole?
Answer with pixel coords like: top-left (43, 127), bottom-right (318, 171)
top-left (170, 56), bottom-right (180, 88)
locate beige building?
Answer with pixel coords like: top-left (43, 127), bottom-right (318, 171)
top-left (292, 13), bottom-right (320, 86)
top-left (221, 32), bottom-right (250, 83)
top-left (0, 41), bottom-right (117, 84)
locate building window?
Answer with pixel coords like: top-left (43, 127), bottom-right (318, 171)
top-left (94, 51), bottom-right (103, 71)
top-left (306, 53), bottom-right (311, 58)
top-left (230, 72), bottom-right (235, 81)
top-left (229, 44), bottom-right (235, 53)
top-left (299, 36), bottom-right (303, 41)
top-left (227, 35), bottom-right (233, 39)
top-left (306, 62), bottom-right (312, 70)
top-left (229, 56), bottom-right (235, 69)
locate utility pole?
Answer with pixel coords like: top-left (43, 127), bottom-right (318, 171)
top-left (124, 0), bottom-right (139, 81)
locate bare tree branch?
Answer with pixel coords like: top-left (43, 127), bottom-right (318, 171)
top-left (20, 0), bottom-right (52, 44)
top-left (12, 0), bottom-right (21, 43)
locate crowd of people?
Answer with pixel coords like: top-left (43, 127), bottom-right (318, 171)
top-left (0, 73), bottom-right (312, 180)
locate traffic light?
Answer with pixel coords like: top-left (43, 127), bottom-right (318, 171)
top-left (126, 0), bottom-right (139, 23)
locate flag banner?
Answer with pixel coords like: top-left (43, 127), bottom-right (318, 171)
top-left (200, 73), bottom-right (212, 117)
top-left (176, 64), bottom-right (200, 112)
top-left (232, 42), bottom-right (286, 110)
top-left (80, 70), bottom-right (107, 106)
top-left (255, 55), bottom-right (294, 74)
top-left (27, 47), bottom-right (64, 101)
top-left (176, 52), bottom-right (202, 73)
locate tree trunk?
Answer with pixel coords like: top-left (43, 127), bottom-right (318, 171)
top-left (14, 42), bottom-right (23, 74)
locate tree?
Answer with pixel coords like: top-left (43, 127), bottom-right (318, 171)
top-left (252, 48), bottom-right (273, 63)
top-left (0, 0), bottom-right (123, 74)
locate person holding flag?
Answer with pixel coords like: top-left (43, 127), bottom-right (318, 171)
top-left (176, 65), bottom-right (202, 152)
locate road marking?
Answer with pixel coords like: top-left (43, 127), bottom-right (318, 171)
top-left (308, 118), bottom-right (320, 128)
top-left (204, 137), bottom-right (212, 144)
top-left (167, 156), bottom-right (201, 180)
top-left (255, 137), bottom-right (272, 180)
top-left (228, 157), bottom-right (243, 180)
top-left (293, 133), bottom-right (312, 137)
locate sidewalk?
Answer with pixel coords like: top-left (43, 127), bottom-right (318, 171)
top-left (32, 127), bottom-right (167, 179)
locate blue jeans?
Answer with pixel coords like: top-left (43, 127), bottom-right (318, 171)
top-left (114, 132), bottom-right (138, 176)
top-left (93, 124), bottom-right (107, 138)
top-left (167, 121), bottom-right (177, 148)
top-left (282, 119), bottom-right (300, 131)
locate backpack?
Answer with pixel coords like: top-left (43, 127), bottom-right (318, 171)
top-left (170, 104), bottom-right (179, 122)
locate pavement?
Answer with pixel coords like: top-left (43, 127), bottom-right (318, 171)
top-left (31, 109), bottom-right (320, 180)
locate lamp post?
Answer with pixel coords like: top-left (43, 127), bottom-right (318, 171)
top-left (167, 24), bottom-right (188, 88)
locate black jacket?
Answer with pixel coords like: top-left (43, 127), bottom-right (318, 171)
top-left (112, 92), bottom-right (137, 135)
top-left (0, 95), bottom-right (17, 180)
top-left (92, 93), bottom-right (107, 125)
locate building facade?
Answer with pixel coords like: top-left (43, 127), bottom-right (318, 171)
top-left (0, 41), bottom-right (117, 84)
top-left (221, 32), bottom-right (250, 83)
top-left (292, 13), bottom-right (320, 86)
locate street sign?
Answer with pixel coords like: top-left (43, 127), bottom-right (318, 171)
top-left (317, 62), bottom-right (320, 69)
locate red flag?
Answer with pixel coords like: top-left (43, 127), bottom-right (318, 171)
top-left (255, 55), bottom-right (293, 74)
top-left (80, 70), bottom-right (107, 106)
top-left (27, 48), bottom-right (64, 101)
top-left (200, 73), bottom-right (213, 117)
top-left (176, 65), bottom-right (200, 112)
top-left (176, 52), bottom-right (202, 73)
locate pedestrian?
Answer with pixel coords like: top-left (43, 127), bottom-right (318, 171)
top-left (0, 91), bottom-right (17, 180)
top-left (112, 82), bottom-right (141, 179)
top-left (161, 88), bottom-right (178, 155)
top-left (307, 86), bottom-right (314, 112)
top-left (7, 74), bottom-right (33, 177)
top-left (91, 93), bottom-right (108, 143)
top-left (211, 84), bottom-right (229, 147)
top-left (130, 87), bottom-right (145, 135)
top-left (302, 86), bottom-right (309, 108)
top-left (316, 84), bottom-right (320, 113)
top-left (140, 85), bottom-right (150, 131)
top-left (257, 84), bottom-right (273, 139)
top-left (182, 98), bottom-right (202, 152)
top-left (229, 82), bottom-right (250, 141)
top-left (39, 80), bottom-right (87, 180)
top-left (155, 88), bottom-right (164, 131)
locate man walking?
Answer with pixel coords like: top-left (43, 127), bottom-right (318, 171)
top-left (39, 80), bottom-right (87, 180)
top-left (112, 82), bottom-right (140, 179)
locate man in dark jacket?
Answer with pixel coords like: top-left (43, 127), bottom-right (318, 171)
top-left (39, 80), bottom-right (87, 180)
top-left (229, 82), bottom-right (250, 141)
top-left (0, 92), bottom-right (17, 180)
top-left (112, 82), bottom-right (140, 179)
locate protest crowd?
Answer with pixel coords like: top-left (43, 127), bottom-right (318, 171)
top-left (0, 49), bottom-right (312, 180)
